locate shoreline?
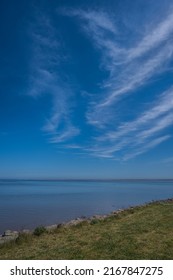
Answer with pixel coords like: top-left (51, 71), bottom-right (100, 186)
top-left (1, 198), bottom-right (173, 244)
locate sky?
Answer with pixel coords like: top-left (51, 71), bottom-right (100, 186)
top-left (0, 0), bottom-right (173, 179)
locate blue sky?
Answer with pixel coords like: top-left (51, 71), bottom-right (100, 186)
top-left (1, 0), bottom-right (173, 179)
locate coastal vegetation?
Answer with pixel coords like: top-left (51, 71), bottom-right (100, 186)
top-left (0, 199), bottom-right (173, 259)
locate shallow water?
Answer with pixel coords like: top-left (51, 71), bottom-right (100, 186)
top-left (0, 180), bottom-right (173, 234)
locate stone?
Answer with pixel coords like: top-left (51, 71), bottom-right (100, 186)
top-left (3, 230), bottom-right (18, 237)
top-left (45, 224), bottom-right (58, 231)
top-left (22, 229), bottom-right (32, 234)
top-left (0, 230), bottom-right (19, 244)
top-left (65, 218), bottom-right (85, 227)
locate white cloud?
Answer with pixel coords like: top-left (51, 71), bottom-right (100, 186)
top-left (83, 86), bottom-right (173, 159)
top-left (48, 125), bottom-right (80, 143)
top-left (137, 112), bottom-right (173, 141)
top-left (99, 87), bottom-right (173, 142)
top-left (123, 135), bottom-right (171, 160)
top-left (63, 9), bottom-right (117, 35)
top-left (68, 9), bottom-right (173, 129)
top-left (94, 44), bottom-right (173, 109)
top-left (27, 10), bottom-right (79, 143)
top-left (126, 11), bottom-right (173, 61)
top-left (27, 7), bottom-right (173, 160)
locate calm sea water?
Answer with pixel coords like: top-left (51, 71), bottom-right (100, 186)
top-left (0, 180), bottom-right (173, 234)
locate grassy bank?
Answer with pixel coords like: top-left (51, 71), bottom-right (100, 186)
top-left (0, 199), bottom-right (173, 259)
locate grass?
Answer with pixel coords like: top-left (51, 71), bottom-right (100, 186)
top-left (33, 226), bottom-right (47, 236)
top-left (0, 199), bottom-right (173, 259)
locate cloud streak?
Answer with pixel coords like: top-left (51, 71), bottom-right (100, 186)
top-left (27, 10), bottom-right (79, 143)
top-left (26, 6), bottom-right (173, 161)
top-left (86, 88), bottom-right (173, 159)
top-left (76, 8), bottom-right (173, 126)
top-left (126, 11), bottom-right (173, 61)
top-left (62, 7), bottom-right (173, 159)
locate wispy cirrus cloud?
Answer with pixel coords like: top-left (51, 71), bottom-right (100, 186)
top-left (98, 44), bottom-right (173, 107)
top-left (61, 8), bottom-right (173, 159)
top-left (26, 6), bottom-right (173, 161)
top-left (126, 11), bottom-right (173, 61)
top-left (75, 8), bottom-right (173, 126)
top-left (85, 88), bottom-right (173, 159)
top-left (99, 88), bottom-right (173, 142)
top-left (123, 135), bottom-right (171, 160)
top-left (27, 10), bottom-right (79, 143)
top-left (62, 9), bottom-right (117, 35)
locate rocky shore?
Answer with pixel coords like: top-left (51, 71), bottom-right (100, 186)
top-left (0, 209), bottom-right (124, 244)
top-left (1, 198), bottom-right (172, 245)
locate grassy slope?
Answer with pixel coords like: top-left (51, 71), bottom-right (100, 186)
top-left (0, 200), bottom-right (173, 259)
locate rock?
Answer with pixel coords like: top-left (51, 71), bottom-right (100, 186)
top-left (2, 236), bottom-right (17, 241)
top-left (65, 218), bottom-right (85, 227)
top-left (3, 230), bottom-right (18, 237)
top-left (0, 230), bottom-right (19, 244)
top-left (45, 224), bottom-right (58, 231)
top-left (22, 229), bottom-right (32, 234)
top-left (91, 215), bottom-right (107, 220)
top-left (0, 238), bottom-right (6, 245)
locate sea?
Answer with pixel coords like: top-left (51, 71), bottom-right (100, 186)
top-left (0, 179), bottom-right (173, 234)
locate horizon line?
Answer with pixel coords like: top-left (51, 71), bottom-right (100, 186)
top-left (0, 178), bottom-right (173, 181)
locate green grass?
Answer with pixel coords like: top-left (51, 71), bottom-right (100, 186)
top-left (0, 199), bottom-right (173, 259)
